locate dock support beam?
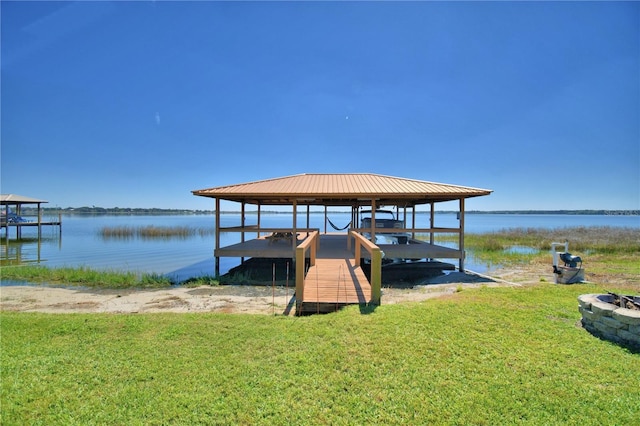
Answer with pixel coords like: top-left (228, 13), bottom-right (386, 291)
top-left (459, 198), bottom-right (465, 271)
top-left (370, 248), bottom-right (382, 305)
top-left (295, 246), bottom-right (304, 312)
top-left (215, 198), bottom-right (220, 277)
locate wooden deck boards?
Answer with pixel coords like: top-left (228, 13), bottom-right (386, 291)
top-left (302, 258), bottom-right (371, 305)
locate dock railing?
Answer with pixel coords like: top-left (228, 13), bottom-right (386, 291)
top-left (295, 230), bottom-right (320, 308)
top-left (349, 230), bottom-right (382, 305)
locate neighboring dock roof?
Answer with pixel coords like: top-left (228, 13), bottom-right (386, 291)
top-left (193, 173), bottom-right (492, 206)
top-left (1, 194), bottom-right (48, 205)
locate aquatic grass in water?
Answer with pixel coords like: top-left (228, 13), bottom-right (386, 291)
top-left (99, 225), bottom-right (215, 240)
top-left (426, 226), bottom-right (639, 256)
top-left (181, 275), bottom-right (220, 287)
top-left (0, 265), bottom-right (174, 288)
top-left (421, 226), bottom-right (640, 285)
top-left (1, 266), bottom-right (218, 288)
top-left (464, 226), bottom-right (640, 270)
top-left (470, 226), bottom-right (640, 254)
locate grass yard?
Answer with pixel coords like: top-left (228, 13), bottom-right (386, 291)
top-left (2, 283), bottom-right (638, 425)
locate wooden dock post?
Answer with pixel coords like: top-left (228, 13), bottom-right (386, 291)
top-left (295, 245), bottom-right (305, 311)
top-left (351, 230), bottom-right (382, 305)
top-left (370, 248), bottom-right (382, 305)
top-left (294, 230), bottom-right (319, 313)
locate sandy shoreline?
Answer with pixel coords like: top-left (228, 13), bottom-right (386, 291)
top-left (0, 270), bottom-right (526, 315)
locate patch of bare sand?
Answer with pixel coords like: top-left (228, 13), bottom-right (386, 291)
top-left (0, 266), bottom-right (551, 315)
top-left (0, 285), bottom-right (292, 314)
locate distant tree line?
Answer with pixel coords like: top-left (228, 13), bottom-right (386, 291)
top-left (465, 210), bottom-right (640, 216)
top-left (19, 206), bottom-right (215, 215)
top-left (463, 210), bottom-right (639, 216)
top-left (16, 207), bottom-right (639, 216)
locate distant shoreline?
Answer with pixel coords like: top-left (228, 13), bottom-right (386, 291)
top-left (18, 207), bottom-right (639, 216)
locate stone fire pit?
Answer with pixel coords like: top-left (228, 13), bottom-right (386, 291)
top-left (578, 293), bottom-right (640, 350)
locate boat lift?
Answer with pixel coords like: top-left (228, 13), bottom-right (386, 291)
top-left (551, 241), bottom-right (585, 284)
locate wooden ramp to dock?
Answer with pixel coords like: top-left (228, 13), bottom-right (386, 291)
top-left (298, 234), bottom-right (372, 314)
top-left (301, 258), bottom-right (372, 313)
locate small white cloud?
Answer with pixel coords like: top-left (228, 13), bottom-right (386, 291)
top-left (155, 112), bottom-right (161, 125)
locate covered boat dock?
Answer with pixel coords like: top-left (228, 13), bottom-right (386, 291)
top-left (1, 194), bottom-right (61, 240)
top-left (192, 173), bottom-right (491, 313)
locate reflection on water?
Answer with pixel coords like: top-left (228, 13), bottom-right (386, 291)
top-left (1, 236), bottom-right (61, 266)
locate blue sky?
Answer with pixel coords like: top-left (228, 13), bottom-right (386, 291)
top-left (2, 1), bottom-right (638, 211)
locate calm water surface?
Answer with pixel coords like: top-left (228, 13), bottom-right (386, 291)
top-left (2, 213), bottom-right (638, 283)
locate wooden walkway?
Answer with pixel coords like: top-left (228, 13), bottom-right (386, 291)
top-left (297, 234), bottom-right (372, 314)
top-left (301, 258), bottom-right (371, 312)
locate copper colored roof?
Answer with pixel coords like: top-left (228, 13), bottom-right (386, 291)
top-left (1, 194), bottom-right (48, 205)
top-left (193, 173), bottom-right (492, 206)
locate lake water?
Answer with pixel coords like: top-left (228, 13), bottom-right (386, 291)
top-left (1, 213), bottom-right (638, 283)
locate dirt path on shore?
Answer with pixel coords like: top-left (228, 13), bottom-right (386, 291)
top-left (0, 267), bottom-right (546, 315)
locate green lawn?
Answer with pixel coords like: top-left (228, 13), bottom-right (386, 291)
top-left (2, 283), bottom-right (638, 425)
